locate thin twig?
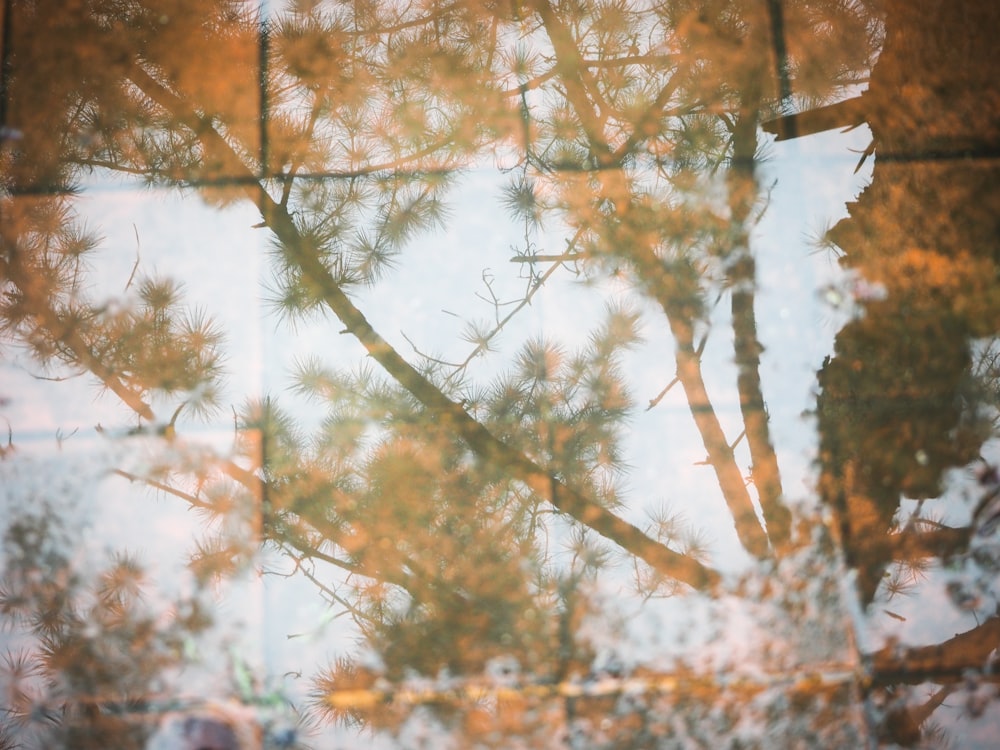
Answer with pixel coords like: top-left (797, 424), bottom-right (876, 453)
top-left (646, 377), bottom-right (678, 410)
top-left (112, 468), bottom-right (214, 511)
top-left (125, 224), bottom-right (141, 292)
top-left (441, 229), bottom-right (586, 388)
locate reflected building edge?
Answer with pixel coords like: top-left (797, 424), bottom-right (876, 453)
top-left (0, 0), bottom-right (998, 748)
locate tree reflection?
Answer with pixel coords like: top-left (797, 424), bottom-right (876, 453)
top-left (810, 0), bottom-right (1000, 744)
top-left (2, 0), bottom-right (999, 746)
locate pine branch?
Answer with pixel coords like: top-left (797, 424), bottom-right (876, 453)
top-left (532, 4), bottom-right (773, 560)
top-left (4, 249), bottom-right (154, 421)
top-left (261, 192), bottom-right (720, 591)
top-left (125, 60), bottom-right (721, 592)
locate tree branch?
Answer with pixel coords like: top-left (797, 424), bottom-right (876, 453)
top-left (531, 2), bottom-right (774, 559)
top-left (726, 103), bottom-right (790, 550)
top-left (4, 249), bottom-right (154, 421)
top-left (125, 59), bottom-right (721, 592)
top-left (869, 614), bottom-right (1000, 685)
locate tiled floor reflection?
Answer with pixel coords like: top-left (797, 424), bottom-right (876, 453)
top-left (2, 1), bottom-right (999, 748)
